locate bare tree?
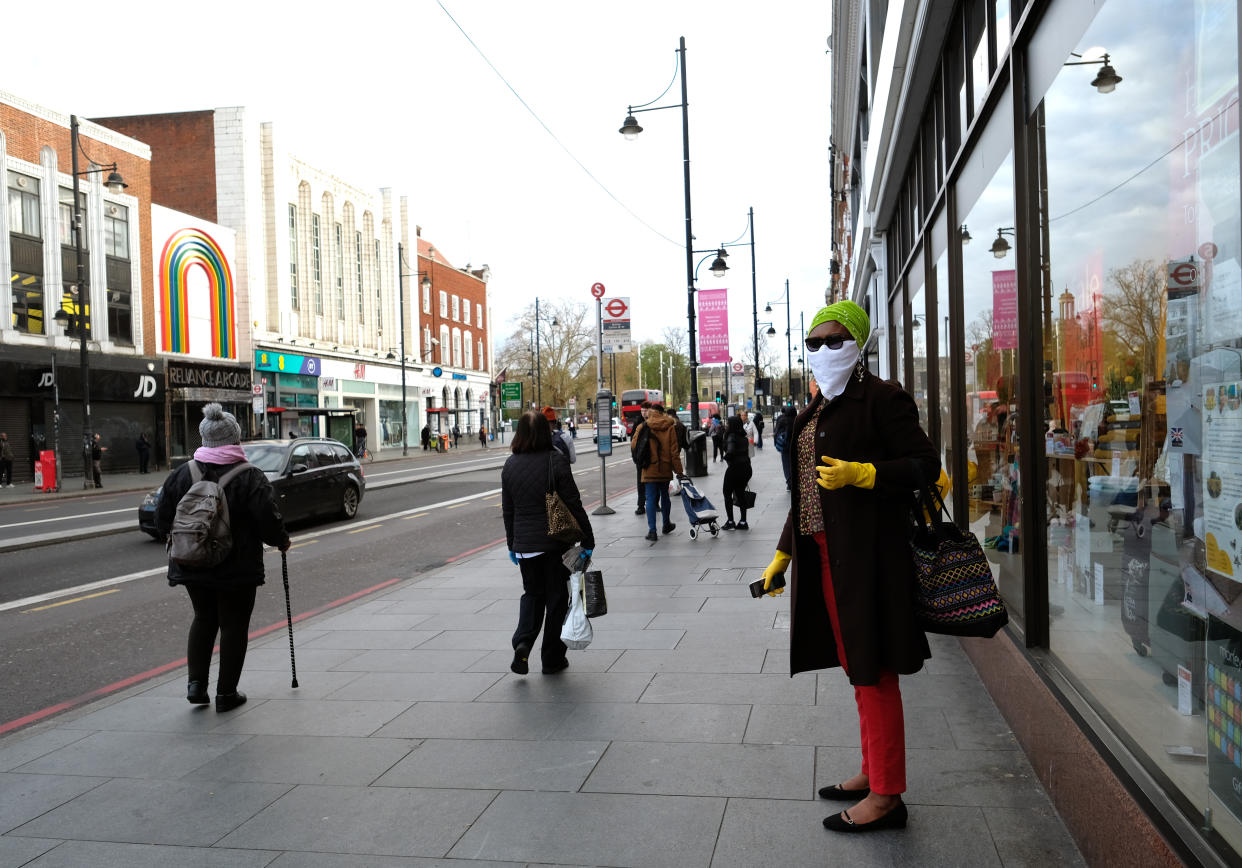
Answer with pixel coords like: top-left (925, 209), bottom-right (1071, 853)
top-left (495, 299), bottom-right (597, 409)
top-left (1101, 258), bottom-right (1166, 379)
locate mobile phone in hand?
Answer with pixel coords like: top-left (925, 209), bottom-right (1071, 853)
top-left (750, 574), bottom-right (786, 598)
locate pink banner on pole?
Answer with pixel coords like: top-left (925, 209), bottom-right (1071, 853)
top-left (697, 288), bottom-right (730, 363)
top-left (992, 270), bottom-right (1017, 350)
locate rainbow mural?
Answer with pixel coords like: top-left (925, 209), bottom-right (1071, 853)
top-left (158, 228), bottom-right (236, 357)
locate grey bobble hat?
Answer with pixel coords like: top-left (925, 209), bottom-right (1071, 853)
top-left (199, 403), bottom-right (242, 447)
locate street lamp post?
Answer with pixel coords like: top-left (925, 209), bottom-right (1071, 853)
top-left (620, 36), bottom-right (703, 431)
top-left (60, 116), bottom-right (126, 488)
top-left (533, 298), bottom-right (559, 408)
top-left (396, 246), bottom-right (432, 456)
top-left (764, 278), bottom-right (793, 404)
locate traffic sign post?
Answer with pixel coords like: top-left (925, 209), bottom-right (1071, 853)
top-left (601, 296), bottom-right (632, 354)
top-left (594, 391), bottom-right (616, 515)
top-left (500, 382), bottom-right (523, 418)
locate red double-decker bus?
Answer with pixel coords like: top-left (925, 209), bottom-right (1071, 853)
top-left (619, 389), bottom-right (662, 434)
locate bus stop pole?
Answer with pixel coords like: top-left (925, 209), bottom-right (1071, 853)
top-left (593, 294), bottom-right (615, 516)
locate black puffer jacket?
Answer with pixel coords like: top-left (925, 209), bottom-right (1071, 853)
top-left (502, 449), bottom-right (595, 553)
top-left (724, 431), bottom-right (751, 467)
top-left (155, 460), bottom-right (290, 587)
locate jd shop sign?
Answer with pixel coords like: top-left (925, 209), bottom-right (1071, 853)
top-left (169, 362), bottom-right (253, 392)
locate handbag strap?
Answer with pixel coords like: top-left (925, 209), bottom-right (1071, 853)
top-left (907, 458), bottom-right (945, 534)
top-left (547, 452), bottom-right (557, 494)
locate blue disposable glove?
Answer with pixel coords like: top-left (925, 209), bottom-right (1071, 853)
top-left (509, 551), bottom-right (520, 566)
top-left (582, 549), bottom-right (593, 558)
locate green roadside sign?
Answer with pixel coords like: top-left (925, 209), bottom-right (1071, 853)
top-left (501, 382), bottom-right (523, 410)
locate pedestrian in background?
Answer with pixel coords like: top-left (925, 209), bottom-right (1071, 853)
top-left (0, 433), bottom-right (13, 488)
top-left (742, 412), bottom-right (758, 458)
top-left (155, 403), bottom-right (291, 713)
top-left (421, 424), bottom-right (432, 451)
top-left (91, 433), bottom-right (107, 488)
top-left (710, 414), bottom-right (725, 462)
top-left (633, 403), bottom-right (683, 542)
top-left (774, 405), bottom-right (797, 490)
top-left (754, 411), bottom-right (765, 449)
top-left (452, 424), bottom-right (461, 449)
top-left (501, 410), bottom-right (594, 675)
top-left (135, 432), bottom-right (151, 474)
top-left (632, 401), bottom-right (652, 515)
top-left (759, 301), bottom-right (938, 834)
top-left (479, 424), bottom-right (488, 449)
top-left (721, 414), bottom-right (753, 530)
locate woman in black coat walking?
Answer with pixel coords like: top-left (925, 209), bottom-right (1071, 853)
top-left (759, 302), bottom-right (939, 834)
top-left (501, 411), bottom-right (595, 675)
top-left (720, 415), bottom-right (752, 530)
top-left (155, 404), bottom-right (291, 713)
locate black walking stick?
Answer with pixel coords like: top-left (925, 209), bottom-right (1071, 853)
top-left (281, 551), bottom-right (299, 689)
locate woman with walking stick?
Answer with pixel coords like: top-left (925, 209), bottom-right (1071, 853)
top-left (156, 404), bottom-right (291, 712)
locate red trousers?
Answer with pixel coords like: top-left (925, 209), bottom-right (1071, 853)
top-left (815, 532), bottom-right (906, 795)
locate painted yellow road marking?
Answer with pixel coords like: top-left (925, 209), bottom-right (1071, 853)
top-left (347, 524), bottom-right (383, 534)
top-left (447, 503), bottom-right (465, 510)
top-left (290, 539), bottom-right (319, 549)
top-left (402, 512), bottom-right (429, 521)
top-left (23, 589), bottom-right (120, 613)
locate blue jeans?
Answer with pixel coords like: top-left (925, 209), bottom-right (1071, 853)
top-left (645, 481), bottom-right (671, 532)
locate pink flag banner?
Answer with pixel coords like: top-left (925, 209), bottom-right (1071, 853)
top-left (992, 270), bottom-right (1017, 350)
top-left (697, 288), bottom-right (730, 363)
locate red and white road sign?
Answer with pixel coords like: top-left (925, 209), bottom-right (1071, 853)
top-left (591, 282), bottom-right (606, 299)
top-left (601, 295), bottom-right (632, 354)
top-left (604, 298), bottom-right (629, 318)
top-left (1167, 258), bottom-right (1200, 292)
top-left (732, 362), bottom-right (744, 374)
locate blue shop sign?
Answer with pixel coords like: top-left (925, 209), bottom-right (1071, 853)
top-left (255, 350), bottom-right (322, 377)
top-left (451, 372), bottom-right (468, 380)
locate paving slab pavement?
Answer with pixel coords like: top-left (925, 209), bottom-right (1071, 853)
top-left (0, 444), bottom-right (1086, 867)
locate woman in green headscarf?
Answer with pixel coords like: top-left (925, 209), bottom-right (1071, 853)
top-left (760, 300), bottom-right (939, 833)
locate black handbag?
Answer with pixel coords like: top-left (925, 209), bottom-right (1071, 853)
top-left (908, 465), bottom-right (1009, 638)
top-left (583, 570), bottom-right (607, 618)
top-left (735, 488), bottom-right (757, 509)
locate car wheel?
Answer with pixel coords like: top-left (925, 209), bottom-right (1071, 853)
top-left (341, 485), bottom-right (360, 519)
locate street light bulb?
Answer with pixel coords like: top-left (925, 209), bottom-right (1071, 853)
top-left (551, 317), bottom-right (559, 327)
top-left (764, 303), bottom-right (772, 313)
top-left (1092, 57), bottom-right (1121, 93)
top-left (766, 326), bottom-right (776, 336)
top-left (619, 115), bottom-right (643, 139)
top-left (105, 171), bottom-right (127, 193)
top-left (421, 277), bottom-right (431, 292)
top-left (991, 236), bottom-right (1010, 259)
top-left (710, 256), bottom-right (729, 278)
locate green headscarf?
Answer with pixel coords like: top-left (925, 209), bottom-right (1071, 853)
top-left (809, 300), bottom-right (870, 349)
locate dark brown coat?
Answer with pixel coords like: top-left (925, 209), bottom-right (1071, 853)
top-left (777, 371), bottom-right (939, 685)
top-left (632, 412), bottom-right (684, 482)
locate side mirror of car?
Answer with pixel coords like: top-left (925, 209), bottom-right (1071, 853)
top-left (290, 463), bottom-right (309, 474)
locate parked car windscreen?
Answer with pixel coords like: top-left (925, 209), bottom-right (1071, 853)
top-left (242, 443), bottom-right (289, 472)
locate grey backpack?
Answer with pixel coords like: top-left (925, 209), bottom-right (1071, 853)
top-left (167, 461), bottom-right (252, 567)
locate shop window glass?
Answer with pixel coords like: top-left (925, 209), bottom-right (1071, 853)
top-left (1042, 1), bottom-right (1241, 854)
top-left (959, 150), bottom-right (1020, 622)
top-left (910, 276), bottom-right (929, 426)
top-left (891, 292), bottom-right (906, 384)
top-left (10, 271), bottom-right (44, 334)
top-left (104, 204), bottom-right (129, 259)
top-left (7, 172), bottom-right (40, 238)
top-left (58, 188), bottom-right (87, 250)
top-left (995, 0), bottom-right (1012, 61)
top-left (969, 0), bottom-right (989, 119)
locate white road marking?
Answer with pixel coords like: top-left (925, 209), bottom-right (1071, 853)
top-left (0, 506), bottom-right (133, 530)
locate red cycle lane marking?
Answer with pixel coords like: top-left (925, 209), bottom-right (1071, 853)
top-left (1, 477), bottom-right (638, 735)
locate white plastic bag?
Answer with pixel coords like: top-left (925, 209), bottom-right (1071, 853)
top-left (560, 571), bottom-right (593, 650)
top-left (668, 477), bottom-right (682, 496)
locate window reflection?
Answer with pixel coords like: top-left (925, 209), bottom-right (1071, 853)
top-left (960, 151), bottom-right (1021, 623)
top-left (1042, 0), bottom-right (1240, 851)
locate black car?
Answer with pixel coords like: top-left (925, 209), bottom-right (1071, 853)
top-left (138, 438), bottom-right (367, 539)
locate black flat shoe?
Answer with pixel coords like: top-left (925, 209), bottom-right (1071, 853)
top-left (721, 520), bottom-right (736, 530)
top-left (662, 523), bottom-right (676, 535)
top-left (511, 642), bottom-right (532, 675)
top-left (736, 521), bottom-right (749, 530)
top-left (818, 783), bottom-right (870, 801)
top-left (635, 507), bottom-right (646, 515)
top-left (215, 692), bottom-right (247, 713)
top-left (187, 681), bottom-right (209, 705)
top-left (823, 801), bottom-right (907, 833)
top-left (542, 659), bottom-right (569, 674)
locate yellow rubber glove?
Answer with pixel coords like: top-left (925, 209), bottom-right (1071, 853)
top-left (761, 551), bottom-right (791, 596)
top-left (816, 456), bottom-right (876, 490)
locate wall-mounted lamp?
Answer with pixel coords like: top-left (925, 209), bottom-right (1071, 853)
top-left (960, 224), bottom-right (972, 244)
top-left (991, 227), bottom-right (1017, 259)
top-left (1066, 51), bottom-right (1122, 94)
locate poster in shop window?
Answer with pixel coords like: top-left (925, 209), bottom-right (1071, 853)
top-left (1201, 380), bottom-right (1242, 582)
top-left (1208, 615), bottom-right (1242, 822)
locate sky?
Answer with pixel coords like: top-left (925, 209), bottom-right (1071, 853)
top-left (0, 0), bottom-right (833, 364)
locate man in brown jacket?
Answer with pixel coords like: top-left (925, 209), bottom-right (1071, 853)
top-left (632, 403), bottom-right (684, 541)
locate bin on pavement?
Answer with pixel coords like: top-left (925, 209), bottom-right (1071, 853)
top-left (685, 430), bottom-right (708, 477)
top-left (33, 450), bottom-right (56, 492)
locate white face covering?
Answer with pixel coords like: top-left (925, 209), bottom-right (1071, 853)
top-left (807, 341), bottom-right (860, 400)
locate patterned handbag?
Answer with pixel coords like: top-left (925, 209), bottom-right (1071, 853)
top-left (908, 465), bottom-right (1008, 638)
top-left (546, 454), bottom-right (584, 544)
